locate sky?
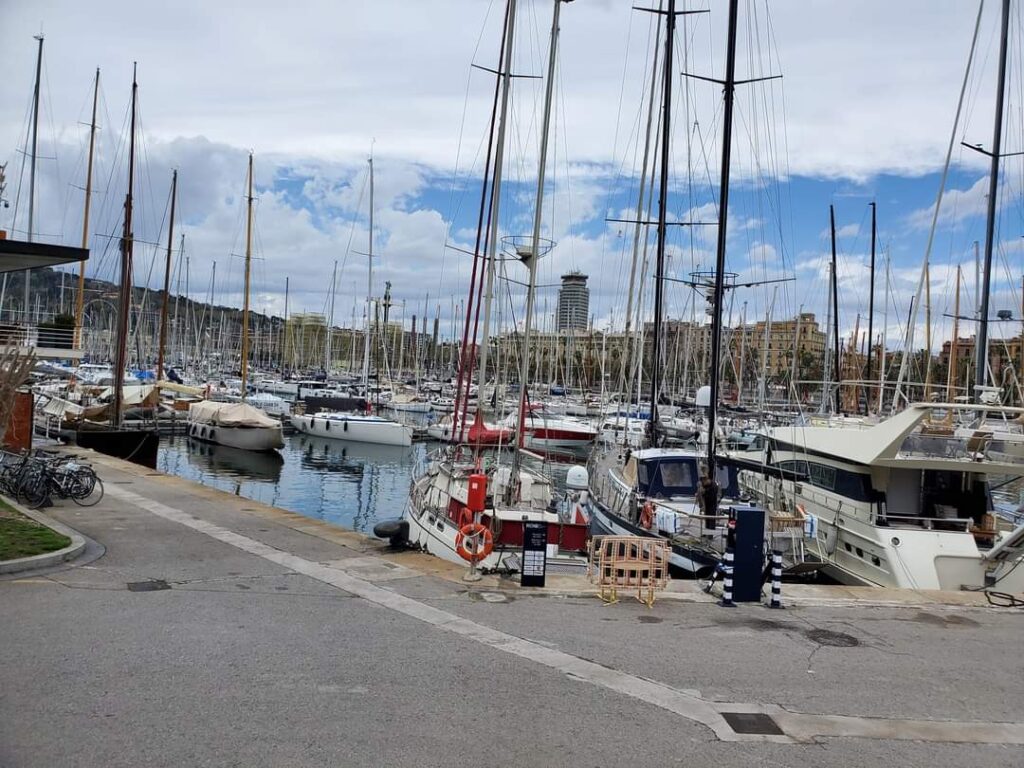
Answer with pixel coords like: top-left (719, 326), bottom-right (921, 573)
top-left (1, 0), bottom-right (1023, 354)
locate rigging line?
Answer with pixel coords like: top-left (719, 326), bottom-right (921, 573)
top-left (895, 0), bottom-right (985, 411)
top-left (7, 80), bottom-right (37, 238)
top-left (337, 164), bottom-right (370, 300)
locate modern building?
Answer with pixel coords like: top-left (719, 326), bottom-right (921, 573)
top-left (556, 272), bottom-right (589, 332)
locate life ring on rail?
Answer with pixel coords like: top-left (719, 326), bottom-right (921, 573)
top-left (795, 503), bottom-right (807, 517)
top-left (455, 523), bottom-right (494, 563)
top-left (457, 506), bottom-right (473, 528)
top-left (640, 501), bottom-right (654, 530)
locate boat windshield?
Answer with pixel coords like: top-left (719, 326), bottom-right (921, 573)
top-left (638, 457), bottom-right (698, 498)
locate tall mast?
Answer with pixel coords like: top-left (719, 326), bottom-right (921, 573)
top-left (362, 157), bottom-right (374, 389)
top-left (25, 34), bottom-right (44, 324)
top-left (476, 0), bottom-right (518, 397)
top-left (240, 152), bottom-right (254, 401)
top-left (946, 266), bottom-right (961, 404)
top-left (976, 0), bottom-right (1011, 399)
top-left (516, 0), bottom-right (568, 449)
top-left (704, 0), bottom-right (739, 473)
top-left (866, 201), bottom-right (876, 411)
top-left (112, 63), bottom-right (138, 428)
top-left (619, 8), bottom-right (663, 398)
top-left (829, 204), bottom-right (840, 413)
top-left (878, 249), bottom-right (889, 413)
top-left (283, 275), bottom-right (289, 370)
top-left (76, 67), bottom-right (100, 343)
top-left (157, 169), bottom-right (177, 380)
top-left (648, 0), bottom-right (677, 442)
top-left (326, 259), bottom-right (337, 373)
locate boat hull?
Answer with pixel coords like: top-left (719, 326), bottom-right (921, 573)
top-left (291, 413), bottom-right (413, 447)
top-left (187, 420), bottom-right (284, 451)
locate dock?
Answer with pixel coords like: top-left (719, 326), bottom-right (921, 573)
top-left (3, 450), bottom-right (1023, 766)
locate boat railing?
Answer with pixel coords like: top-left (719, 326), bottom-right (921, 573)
top-left (880, 515), bottom-right (973, 532)
top-left (898, 433), bottom-right (999, 463)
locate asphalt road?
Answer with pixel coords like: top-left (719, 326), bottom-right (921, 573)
top-left (1, 455), bottom-right (1021, 768)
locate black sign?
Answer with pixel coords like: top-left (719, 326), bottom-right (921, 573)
top-left (520, 520), bottom-right (547, 588)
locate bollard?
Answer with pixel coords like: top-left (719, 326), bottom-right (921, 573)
top-left (767, 549), bottom-right (783, 609)
top-left (719, 548), bottom-right (735, 607)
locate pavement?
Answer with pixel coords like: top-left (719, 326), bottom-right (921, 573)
top-left (1, 449), bottom-right (1023, 768)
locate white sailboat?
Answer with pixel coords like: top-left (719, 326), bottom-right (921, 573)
top-left (290, 155), bottom-right (413, 448)
top-left (188, 153), bottom-right (283, 453)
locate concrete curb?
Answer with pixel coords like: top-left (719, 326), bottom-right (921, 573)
top-left (0, 495), bottom-right (88, 574)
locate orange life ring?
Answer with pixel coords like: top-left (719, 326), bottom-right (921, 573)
top-left (795, 503), bottom-right (807, 517)
top-left (457, 506), bottom-right (473, 528)
top-left (455, 522), bottom-right (494, 563)
top-left (640, 501), bottom-right (654, 530)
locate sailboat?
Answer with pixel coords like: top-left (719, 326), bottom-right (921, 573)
top-left (586, 0), bottom-right (803, 577)
top-left (393, 0), bottom-right (591, 569)
top-left (187, 153), bottom-right (284, 452)
top-left (290, 156), bottom-right (414, 448)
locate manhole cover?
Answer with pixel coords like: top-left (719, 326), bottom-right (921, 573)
top-left (805, 628), bottom-right (859, 647)
top-left (721, 712), bottom-right (784, 735)
top-left (127, 580), bottom-right (170, 592)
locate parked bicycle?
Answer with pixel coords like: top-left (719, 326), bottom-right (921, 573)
top-left (0, 449), bottom-right (104, 510)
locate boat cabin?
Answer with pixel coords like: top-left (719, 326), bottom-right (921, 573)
top-left (622, 448), bottom-right (738, 501)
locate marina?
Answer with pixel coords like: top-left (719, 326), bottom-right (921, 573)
top-left (2, 0), bottom-right (1024, 764)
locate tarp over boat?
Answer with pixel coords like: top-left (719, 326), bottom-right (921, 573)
top-left (188, 400), bottom-right (278, 428)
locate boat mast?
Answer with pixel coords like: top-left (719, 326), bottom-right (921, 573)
top-left (362, 157), bottom-right (374, 391)
top-left (976, 0), bottom-right (1010, 400)
top-left (829, 204), bottom-right (840, 413)
top-left (327, 259), bottom-right (337, 374)
top-left (866, 201), bottom-right (876, 412)
top-left (76, 67), bottom-right (100, 345)
top-left (516, 0), bottom-right (568, 449)
top-left (647, 0), bottom-right (677, 444)
top-left (25, 34), bottom-right (44, 324)
top-left (476, 0), bottom-right (518, 401)
top-left (619, 7), bottom-right (663, 399)
top-left (452, 0), bottom-right (511, 441)
top-left (112, 64), bottom-right (138, 428)
top-left (704, 0), bottom-right (739, 474)
top-left (878, 249), bottom-right (889, 413)
top-left (241, 152), bottom-right (254, 402)
top-left (946, 266), bottom-right (961, 404)
top-left (157, 169), bottom-right (177, 380)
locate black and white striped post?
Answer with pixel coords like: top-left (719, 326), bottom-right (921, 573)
top-left (719, 548), bottom-right (735, 608)
top-left (767, 549), bottom-right (783, 609)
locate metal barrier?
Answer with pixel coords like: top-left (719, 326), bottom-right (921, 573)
top-left (588, 535), bottom-right (670, 607)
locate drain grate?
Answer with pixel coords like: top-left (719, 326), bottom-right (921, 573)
top-left (127, 580), bottom-right (170, 592)
top-left (721, 712), bottom-right (784, 735)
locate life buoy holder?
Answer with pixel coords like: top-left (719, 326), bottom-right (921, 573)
top-left (640, 501), bottom-right (654, 530)
top-left (455, 522), bottom-right (494, 563)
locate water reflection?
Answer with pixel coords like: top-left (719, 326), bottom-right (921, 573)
top-left (159, 433), bottom-right (425, 533)
top-left (187, 439), bottom-right (284, 483)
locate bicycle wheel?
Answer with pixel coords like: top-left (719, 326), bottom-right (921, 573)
top-left (72, 472), bottom-right (104, 507)
top-left (18, 470), bottom-right (51, 510)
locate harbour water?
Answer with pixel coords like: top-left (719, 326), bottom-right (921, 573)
top-left (158, 433), bottom-right (427, 533)
top-left (158, 433), bottom-right (583, 535)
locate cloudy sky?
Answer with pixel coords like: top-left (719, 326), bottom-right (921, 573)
top-left (2, 0), bottom-right (1023, 354)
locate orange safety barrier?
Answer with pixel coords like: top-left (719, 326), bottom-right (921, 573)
top-left (587, 535), bottom-right (670, 607)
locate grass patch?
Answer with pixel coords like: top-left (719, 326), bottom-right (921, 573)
top-left (0, 508), bottom-right (71, 560)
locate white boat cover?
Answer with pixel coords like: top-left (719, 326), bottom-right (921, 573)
top-left (188, 400), bottom-right (278, 428)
